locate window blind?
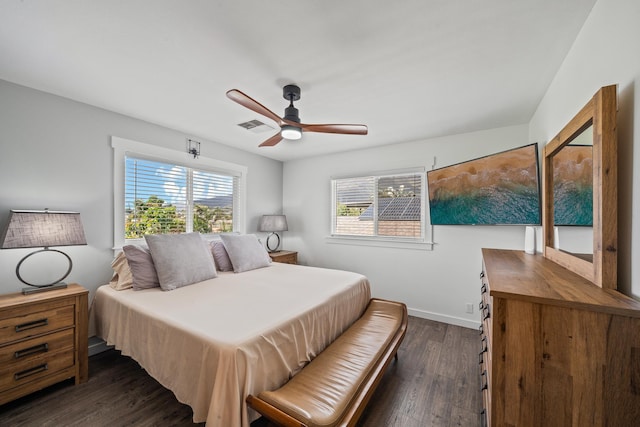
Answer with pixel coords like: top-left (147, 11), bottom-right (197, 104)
top-left (332, 172), bottom-right (424, 239)
top-left (124, 156), bottom-right (236, 239)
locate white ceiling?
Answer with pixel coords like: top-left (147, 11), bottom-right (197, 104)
top-left (0, 0), bottom-right (596, 162)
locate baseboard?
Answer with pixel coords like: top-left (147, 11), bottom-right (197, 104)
top-left (88, 336), bottom-right (113, 357)
top-left (407, 307), bottom-right (481, 330)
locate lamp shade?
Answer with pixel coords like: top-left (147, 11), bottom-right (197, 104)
top-left (0, 210), bottom-right (87, 249)
top-left (258, 215), bottom-right (288, 232)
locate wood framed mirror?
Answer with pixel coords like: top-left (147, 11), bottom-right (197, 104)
top-left (542, 85), bottom-right (617, 289)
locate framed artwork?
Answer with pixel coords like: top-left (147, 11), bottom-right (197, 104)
top-left (427, 143), bottom-right (541, 225)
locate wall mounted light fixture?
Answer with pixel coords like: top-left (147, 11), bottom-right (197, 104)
top-left (187, 138), bottom-right (201, 158)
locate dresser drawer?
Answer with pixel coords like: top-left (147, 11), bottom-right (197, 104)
top-left (0, 328), bottom-right (74, 368)
top-left (0, 305), bottom-right (75, 344)
top-left (0, 347), bottom-right (74, 390)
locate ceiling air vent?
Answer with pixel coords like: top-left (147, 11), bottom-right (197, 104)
top-left (237, 119), bottom-right (275, 134)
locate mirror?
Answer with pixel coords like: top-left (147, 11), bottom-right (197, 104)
top-left (542, 85), bottom-right (617, 289)
top-left (552, 125), bottom-right (593, 255)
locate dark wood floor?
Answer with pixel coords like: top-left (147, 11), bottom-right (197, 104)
top-left (0, 317), bottom-right (481, 427)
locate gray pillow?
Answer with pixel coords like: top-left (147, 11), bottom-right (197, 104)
top-left (122, 245), bottom-right (160, 291)
top-left (145, 232), bottom-right (217, 291)
top-left (220, 234), bottom-right (271, 273)
top-left (210, 240), bottom-right (233, 272)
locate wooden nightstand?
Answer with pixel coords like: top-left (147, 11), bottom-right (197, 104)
top-left (268, 250), bottom-right (298, 265)
top-left (0, 283), bottom-right (88, 405)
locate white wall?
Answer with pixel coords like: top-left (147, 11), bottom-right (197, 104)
top-left (283, 124), bottom-right (531, 328)
top-left (0, 80), bottom-right (283, 299)
top-left (529, 0), bottom-right (640, 299)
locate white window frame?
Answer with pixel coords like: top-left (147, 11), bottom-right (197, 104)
top-left (328, 167), bottom-right (433, 250)
top-left (112, 136), bottom-right (247, 249)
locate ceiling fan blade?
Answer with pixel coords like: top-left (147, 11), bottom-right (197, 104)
top-left (258, 133), bottom-right (284, 147)
top-left (300, 123), bottom-right (368, 135)
top-left (226, 89), bottom-right (283, 125)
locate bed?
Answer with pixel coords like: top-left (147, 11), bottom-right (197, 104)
top-left (93, 261), bottom-right (371, 427)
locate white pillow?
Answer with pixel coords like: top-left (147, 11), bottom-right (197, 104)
top-left (145, 232), bottom-right (217, 291)
top-left (220, 234), bottom-right (272, 273)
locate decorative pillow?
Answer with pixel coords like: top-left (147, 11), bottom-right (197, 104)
top-left (220, 234), bottom-right (272, 273)
top-left (109, 251), bottom-right (133, 291)
top-left (210, 240), bottom-right (233, 272)
top-left (145, 232), bottom-right (217, 291)
top-left (122, 245), bottom-right (160, 291)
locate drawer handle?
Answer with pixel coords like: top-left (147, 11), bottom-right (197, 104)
top-left (480, 336), bottom-right (488, 353)
top-left (14, 363), bottom-right (48, 381)
top-left (15, 343), bottom-right (49, 359)
top-left (479, 301), bottom-right (484, 310)
top-left (479, 271), bottom-right (485, 279)
top-left (482, 304), bottom-right (491, 321)
top-left (15, 318), bottom-right (49, 333)
top-left (481, 370), bottom-right (488, 390)
top-left (479, 351), bottom-right (484, 365)
top-left (478, 324), bottom-right (483, 335)
top-left (481, 283), bottom-right (487, 294)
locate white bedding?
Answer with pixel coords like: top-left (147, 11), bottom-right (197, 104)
top-left (93, 262), bottom-right (371, 426)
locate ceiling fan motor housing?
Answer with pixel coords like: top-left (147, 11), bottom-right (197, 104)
top-left (283, 85), bottom-right (301, 123)
top-left (284, 105), bottom-right (300, 123)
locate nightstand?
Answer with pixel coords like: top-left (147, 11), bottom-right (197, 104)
top-left (268, 250), bottom-right (298, 265)
top-left (0, 283), bottom-right (88, 405)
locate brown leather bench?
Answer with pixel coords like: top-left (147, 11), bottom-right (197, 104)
top-left (246, 298), bottom-right (408, 427)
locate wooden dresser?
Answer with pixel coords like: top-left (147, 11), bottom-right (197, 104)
top-left (480, 248), bottom-right (640, 427)
top-left (0, 284), bottom-right (88, 405)
top-left (268, 250), bottom-right (298, 265)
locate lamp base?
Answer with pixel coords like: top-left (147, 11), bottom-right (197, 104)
top-left (22, 283), bottom-right (68, 295)
top-left (265, 232), bottom-right (281, 253)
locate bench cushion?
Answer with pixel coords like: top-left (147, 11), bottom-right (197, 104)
top-left (256, 299), bottom-right (406, 427)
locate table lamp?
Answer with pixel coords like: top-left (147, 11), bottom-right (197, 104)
top-left (258, 214), bottom-right (288, 252)
top-left (0, 209), bottom-right (87, 294)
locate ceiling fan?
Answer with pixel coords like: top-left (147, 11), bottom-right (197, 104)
top-left (226, 84), bottom-right (368, 147)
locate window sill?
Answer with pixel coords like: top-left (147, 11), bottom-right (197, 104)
top-left (325, 235), bottom-right (434, 251)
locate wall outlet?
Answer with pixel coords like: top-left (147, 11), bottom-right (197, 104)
top-left (466, 303), bottom-right (474, 314)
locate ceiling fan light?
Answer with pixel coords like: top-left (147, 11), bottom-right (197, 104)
top-left (281, 125), bottom-right (302, 140)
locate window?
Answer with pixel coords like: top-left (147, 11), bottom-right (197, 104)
top-left (112, 137), bottom-right (246, 247)
top-left (331, 170), bottom-right (426, 241)
top-left (124, 157), bottom-right (236, 238)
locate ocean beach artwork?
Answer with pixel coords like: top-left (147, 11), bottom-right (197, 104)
top-left (427, 144), bottom-right (541, 225)
top-left (553, 145), bottom-right (593, 226)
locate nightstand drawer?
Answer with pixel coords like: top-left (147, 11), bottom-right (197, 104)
top-left (269, 250), bottom-right (298, 264)
top-left (275, 253), bottom-right (296, 264)
top-left (0, 348), bottom-right (74, 390)
top-left (0, 328), bottom-right (74, 368)
top-left (0, 305), bottom-right (75, 344)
